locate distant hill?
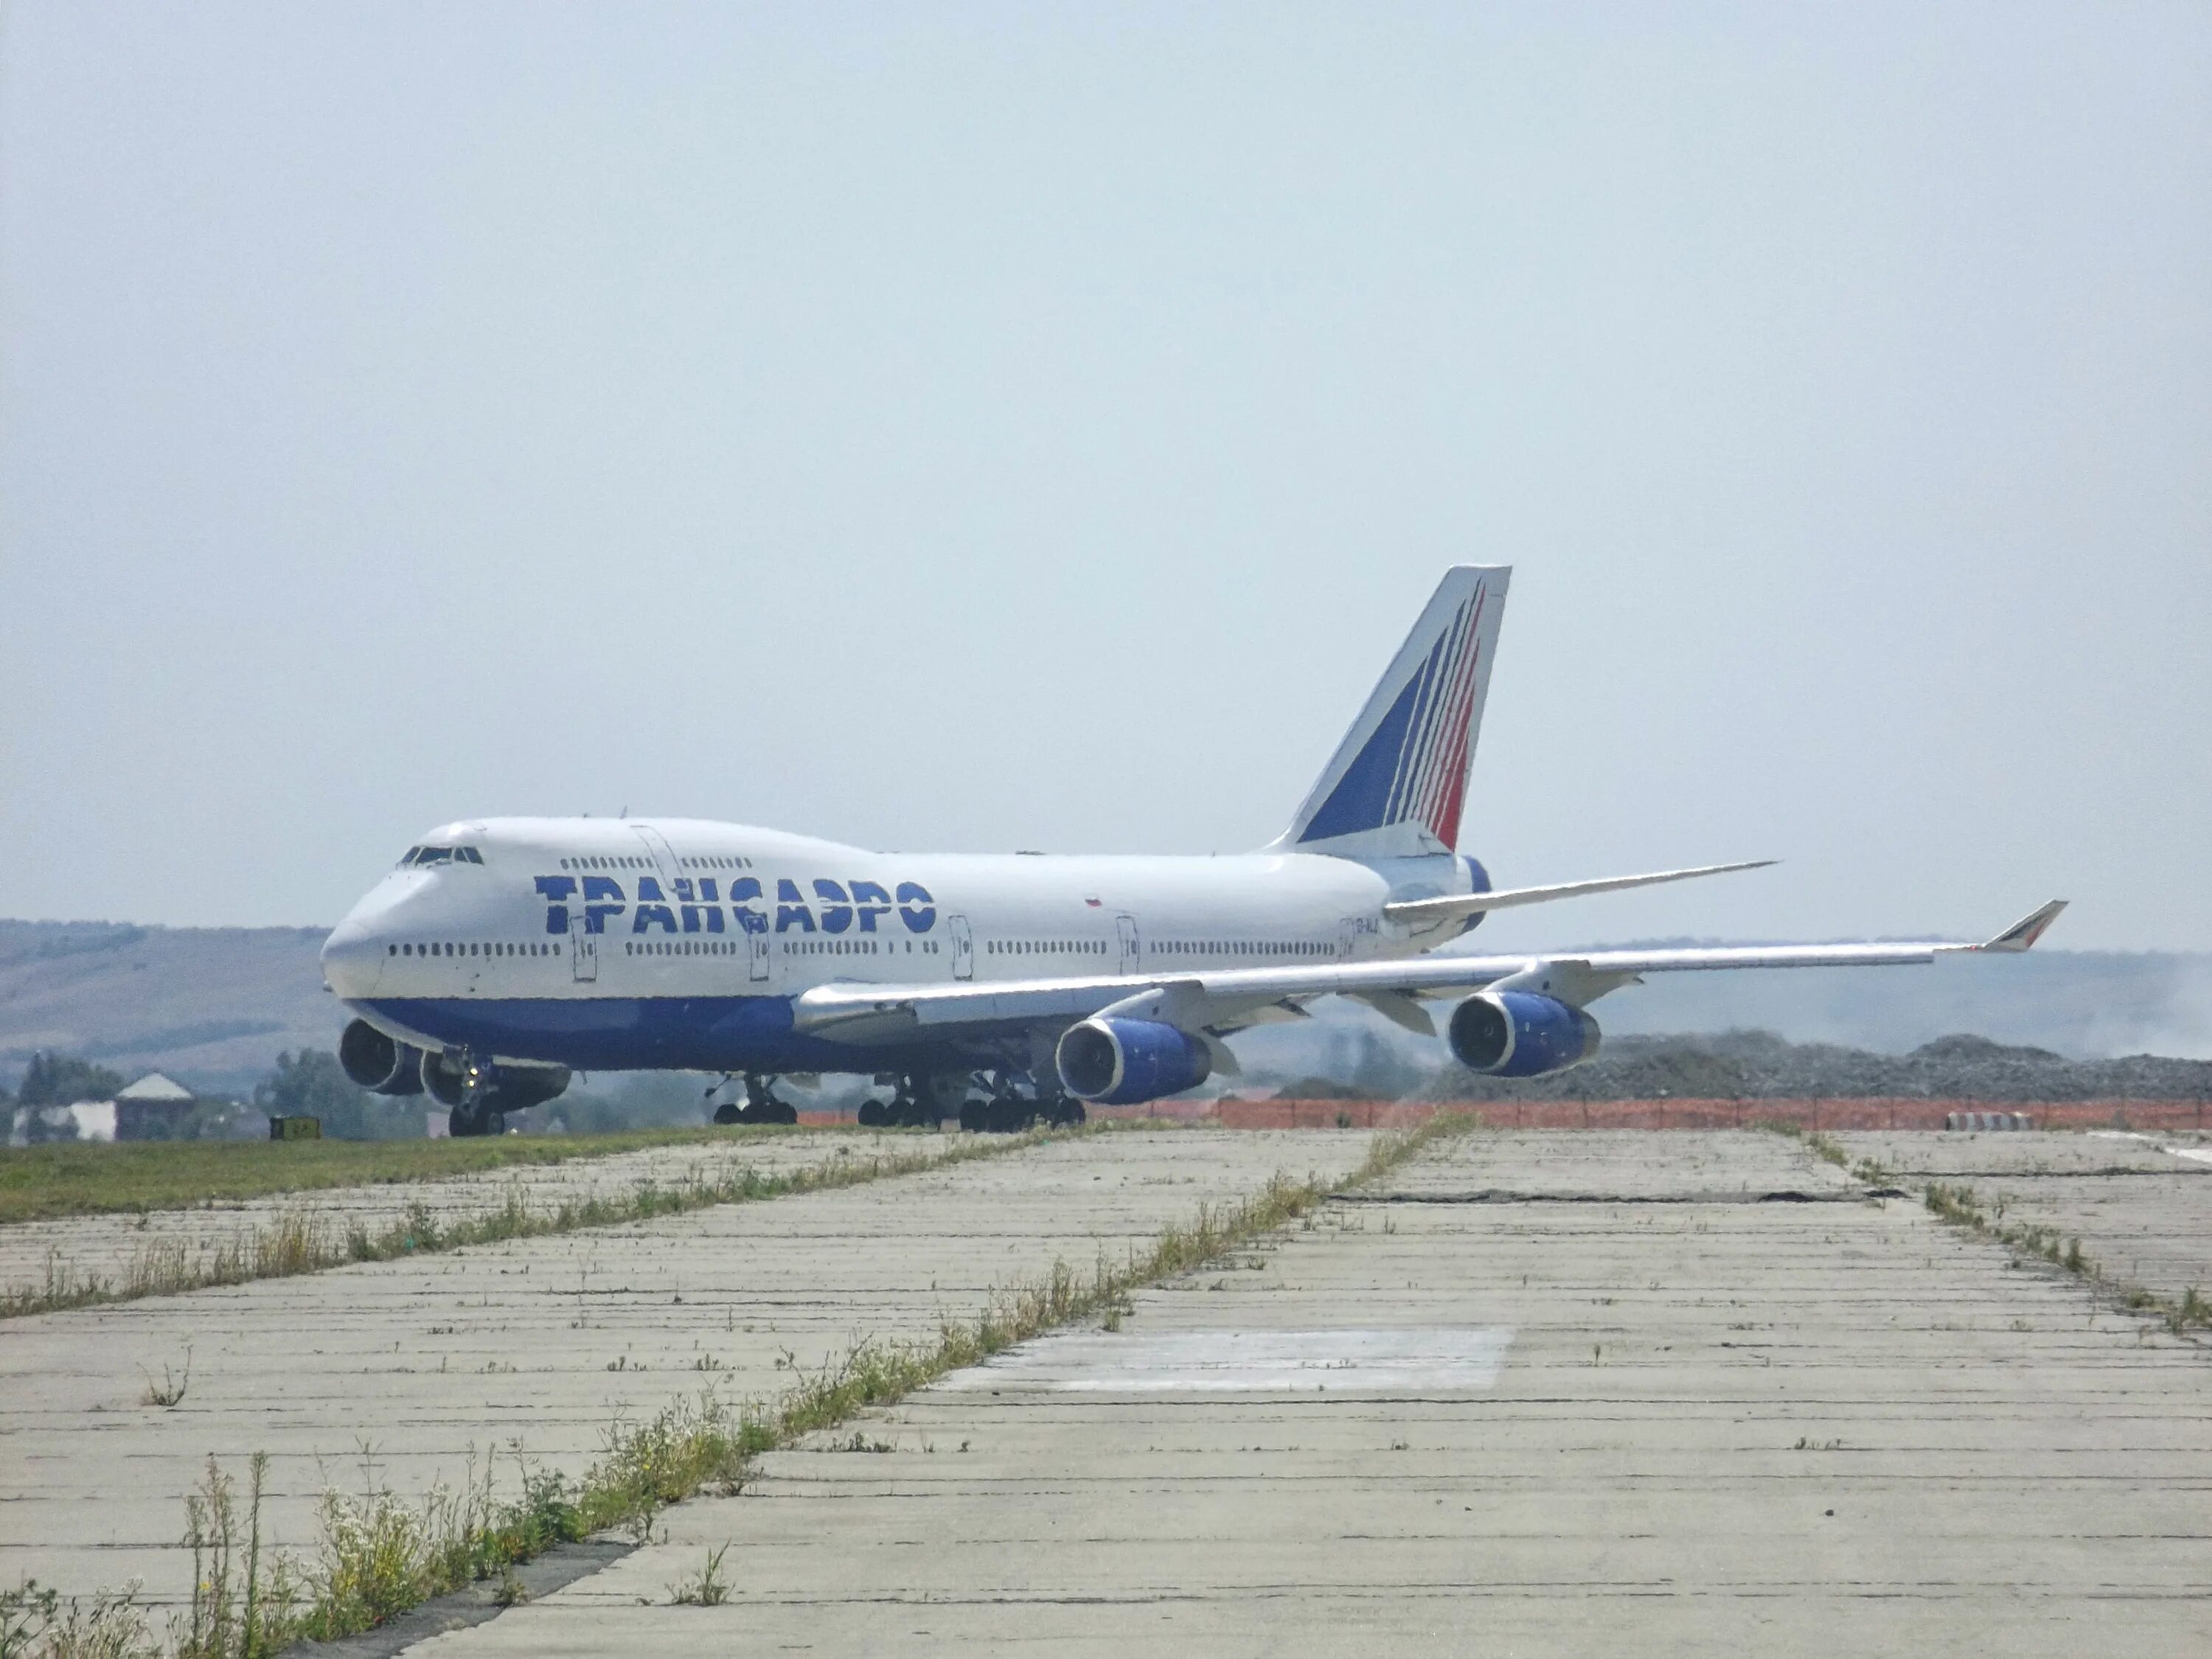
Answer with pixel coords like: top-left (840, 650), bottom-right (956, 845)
top-left (0, 920), bottom-right (333, 1096)
top-left (1, 916), bottom-right (2206, 1102)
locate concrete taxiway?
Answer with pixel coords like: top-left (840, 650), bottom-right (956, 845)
top-left (0, 1127), bottom-right (1371, 1607)
top-left (422, 1129), bottom-right (2212, 1658)
top-left (0, 1129), bottom-right (920, 1304)
top-left (7, 1125), bottom-right (2211, 1656)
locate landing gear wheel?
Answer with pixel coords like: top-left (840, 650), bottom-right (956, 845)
top-left (713, 1102), bottom-right (742, 1126)
top-left (740, 1072), bottom-right (795, 1127)
top-left (857, 1099), bottom-right (887, 1127)
top-left (1048, 1097), bottom-right (1086, 1127)
top-left (958, 1098), bottom-right (987, 1133)
top-left (448, 1103), bottom-right (507, 1137)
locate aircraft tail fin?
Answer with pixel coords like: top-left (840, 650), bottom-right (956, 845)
top-left (1273, 566), bottom-right (1510, 857)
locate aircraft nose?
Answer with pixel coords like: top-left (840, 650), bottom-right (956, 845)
top-left (321, 908), bottom-right (386, 998)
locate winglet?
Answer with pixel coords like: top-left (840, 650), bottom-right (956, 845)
top-left (1977, 900), bottom-right (2067, 953)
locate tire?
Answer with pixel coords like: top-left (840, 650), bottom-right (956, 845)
top-left (958, 1099), bottom-right (987, 1133)
top-left (713, 1103), bottom-right (742, 1126)
top-left (857, 1099), bottom-right (886, 1127)
top-left (773, 1102), bottom-right (799, 1125)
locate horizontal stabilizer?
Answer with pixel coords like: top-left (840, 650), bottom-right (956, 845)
top-left (1382, 859), bottom-right (1775, 927)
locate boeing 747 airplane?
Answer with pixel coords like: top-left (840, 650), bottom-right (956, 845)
top-left (321, 567), bottom-right (2065, 1135)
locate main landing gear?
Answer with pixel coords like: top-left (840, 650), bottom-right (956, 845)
top-left (855, 1069), bottom-right (1086, 1133)
top-left (856, 1071), bottom-right (964, 1129)
top-left (710, 1073), bottom-right (799, 1127)
top-left (957, 1077), bottom-right (1086, 1134)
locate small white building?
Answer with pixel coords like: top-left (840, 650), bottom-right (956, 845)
top-left (116, 1072), bottom-right (196, 1140)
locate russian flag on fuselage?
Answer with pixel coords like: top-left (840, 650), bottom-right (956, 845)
top-left (1279, 566), bottom-right (1509, 854)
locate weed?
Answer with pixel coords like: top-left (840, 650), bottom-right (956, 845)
top-left (6, 1126), bottom-right (1079, 1320)
top-left (9, 1582), bottom-right (156, 1659)
top-left (1754, 1119), bottom-right (1849, 1169)
top-left (175, 1453), bottom-right (296, 1659)
top-left (667, 1543), bottom-right (731, 1607)
top-left (492, 1570), bottom-right (527, 1608)
top-left (1, 1582), bottom-right (60, 1658)
top-left (166, 1115), bottom-right (1477, 1645)
top-left (139, 1348), bottom-right (192, 1409)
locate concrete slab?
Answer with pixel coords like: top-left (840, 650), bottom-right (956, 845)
top-left (1843, 1129), bottom-right (2212, 1307)
top-left (428, 1127), bottom-right (2212, 1657)
top-left (0, 1127), bottom-right (1373, 1609)
top-left (0, 1130), bottom-right (921, 1303)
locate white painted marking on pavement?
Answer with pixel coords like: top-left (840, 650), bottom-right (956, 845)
top-left (2088, 1130), bottom-right (2212, 1164)
top-left (942, 1327), bottom-right (1516, 1392)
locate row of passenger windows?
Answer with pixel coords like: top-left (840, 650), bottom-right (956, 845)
top-left (989, 939), bottom-right (1104, 956)
top-left (782, 938), bottom-right (939, 956)
top-left (627, 940), bottom-right (743, 956)
top-left (398, 846), bottom-right (483, 867)
top-left (389, 940), bottom-right (558, 958)
top-left (1161, 940), bottom-right (1335, 958)
top-left (557, 852), bottom-right (757, 871)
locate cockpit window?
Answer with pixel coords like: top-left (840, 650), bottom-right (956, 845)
top-left (401, 845), bottom-right (483, 867)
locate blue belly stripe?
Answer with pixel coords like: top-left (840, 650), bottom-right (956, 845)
top-left (356, 995), bottom-right (863, 1074)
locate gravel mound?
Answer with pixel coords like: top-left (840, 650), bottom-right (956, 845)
top-left (1422, 1029), bottom-right (2212, 1102)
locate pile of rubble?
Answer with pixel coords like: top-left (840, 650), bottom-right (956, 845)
top-left (1424, 1029), bottom-right (2212, 1103)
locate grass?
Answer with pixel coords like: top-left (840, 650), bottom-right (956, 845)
top-left (0, 1124), bottom-right (839, 1227)
top-left (1920, 1178), bottom-right (2212, 1338)
top-left (666, 1543), bottom-right (732, 1607)
top-left (13, 1113), bottom-right (1475, 1657)
top-left (1754, 1120), bottom-right (1892, 1187)
top-left (4, 1128), bottom-right (1076, 1321)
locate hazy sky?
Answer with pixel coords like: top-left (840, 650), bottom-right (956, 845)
top-left (3, 4), bottom-right (2206, 952)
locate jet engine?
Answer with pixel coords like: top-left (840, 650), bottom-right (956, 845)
top-left (1056, 1018), bottom-right (1212, 1105)
top-left (418, 1050), bottom-right (572, 1112)
top-left (1447, 992), bottom-right (1600, 1078)
top-left (338, 1018), bottom-right (425, 1096)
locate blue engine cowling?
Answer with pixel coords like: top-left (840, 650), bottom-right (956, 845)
top-left (1447, 992), bottom-right (1600, 1078)
top-left (338, 1018), bottom-right (425, 1096)
top-left (1056, 1018), bottom-right (1212, 1105)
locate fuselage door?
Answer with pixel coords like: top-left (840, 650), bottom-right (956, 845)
top-left (630, 824), bottom-right (681, 890)
top-left (571, 928), bottom-right (598, 983)
top-left (748, 922), bottom-right (770, 984)
top-left (1338, 916), bottom-right (1363, 964)
top-left (948, 914), bottom-right (974, 981)
top-left (1116, 914), bottom-right (1140, 975)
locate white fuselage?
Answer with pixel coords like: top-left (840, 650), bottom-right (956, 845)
top-left (321, 816), bottom-right (1480, 1076)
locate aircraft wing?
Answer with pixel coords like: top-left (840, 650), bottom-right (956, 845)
top-left (790, 900), bottom-right (2068, 1045)
top-left (1380, 859), bottom-right (1775, 927)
